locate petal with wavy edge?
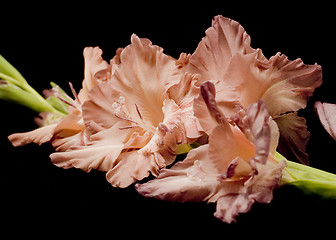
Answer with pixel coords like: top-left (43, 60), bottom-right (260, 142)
top-left (111, 34), bottom-right (181, 129)
top-left (82, 81), bottom-right (122, 131)
top-left (260, 53), bottom-right (322, 116)
top-left (167, 73), bottom-right (201, 140)
top-left (50, 122), bottom-right (130, 171)
top-left (185, 15), bottom-right (259, 84)
top-left (78, 47), bottom-right (109, 102)
top-left (136, 145), bottom-right (227, 203)
top-left (8, 124), bottom-right (57, 147)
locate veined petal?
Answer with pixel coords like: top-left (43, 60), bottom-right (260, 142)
top-left (82, 81), bottom-right (123, 131)
top-left (260, 53), bottom-right (322, 116)
top-left (136, 145), bottom-right (226, 203)
top-left (8, 124), bottom-right (57, 147)
top-left (185, 15), bottom-right (259, 84)
top-left (111, 34), bottom-right (181, 128)
top-left (50, 122), bottom-right (130, 172)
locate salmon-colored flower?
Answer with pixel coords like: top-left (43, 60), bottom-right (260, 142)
top-left (8, 46), bottom-right (111, 150)
top-left (180, 15), bottom-right (322, 164)
top-left (50, 35), bottom-right (201, 187)
top-left (136, 81), bottom-right (286, 223)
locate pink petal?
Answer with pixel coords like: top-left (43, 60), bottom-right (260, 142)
top-left (106, 151), bottom-right (145, 188)
top-left (111, 34), bottom-right (181, 127)
top-left (8, 124), bottom-right (57, 147)
top-left (50, 122), bottom-right (130, 171)
top-left (261, 53), bottom-right (322, 116)
top-left (315, 101), bottom-right (336, 140)
top-left (82, 81), bottom-right (123, 131)
top-left (185, 15), bottom-right (258, 84)
top-left (79, 47), bottom-right (109, 102)
top-left (136, 145), bottom-right (226, 203)
top-left (167, 73), bottom-right (201, 140)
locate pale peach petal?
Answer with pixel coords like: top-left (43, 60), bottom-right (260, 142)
top-left (49, 122), bottom-right (130, 171)
top-left (8, 124), bottom-right (57, 147)
top-left (185, 15), bottom-right (258, 84)
top-left (209, 124), bottom-right (255, 174)
top-left (52, 131), bottom-right (86, 152)
top-left (136, 145), bottom-right (227, 203)
top-left (78, 47), bottom-right (109, 102)
top-left (260, 53), bottom-right (322, 116)
top-left (82, 81), bottom-right (123, 131)
top-left (53, 108), bottom-right (84, 138)
top-left (106, 151), bottom-right (141, 188)
top-left (167, 72), bottom-right (202, 140)
top-left (111, 34), bottom-right (181, 127)
top-left (214, 194), bottom-right (254, 224)
top-left (138, 99), bottom-right (181, 168)
top-left (274, 112), bottom-right (310, 165)
top-left (315, 101), bottom-right (336, 141)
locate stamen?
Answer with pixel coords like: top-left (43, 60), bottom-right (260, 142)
top-left (119, 125), bottom-right (139, 130)
top-left (57, 96), bottom-right (77, 108)
top-left (69, 82), bottom-right (81, 105)
top-left (135, 104), bottom-right (143, 120)
top-left (115, 114), bottom-right (139, 125)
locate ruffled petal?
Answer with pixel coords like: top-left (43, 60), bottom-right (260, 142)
top-left (111, 34), bottom-right (181, 127)
top-left (261, 53), bottom-right (322, 116)
top-left (106, 151), bottom-right (144, 188)
top-left (8, 124), bottom-right (57, 147)
top-left (315, 101), bottom-right (336, 140)
top-left (136, 145), bottom-right (225, 203)
top-left (185, 15), bottom-right (258, 84)
top-left (79, 47), bottom-right (109, 102)
top-left (82, 81), bottom-right (123, 131)
top-left (49, 122), bottom-right (130, 171)
top-left (167, 73), bottom-right (201, 140)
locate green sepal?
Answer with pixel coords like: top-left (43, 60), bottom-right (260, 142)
top-left (0, 81), bottom-right (57, 113)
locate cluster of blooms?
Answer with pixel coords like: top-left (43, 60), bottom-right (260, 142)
top-left (2, 15), bottom-right (336, 223)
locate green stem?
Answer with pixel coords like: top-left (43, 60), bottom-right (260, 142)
top-left (0, 54), bottom-right (66, 117)
top-left (274, 152), bottom-right (336, 199)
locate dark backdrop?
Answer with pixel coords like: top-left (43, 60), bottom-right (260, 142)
top-left (1, 2), bottom-right (335, 237)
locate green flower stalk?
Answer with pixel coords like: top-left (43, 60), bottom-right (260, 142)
top-left (0, 54), bottom-right (67, 116)
top-left (275, 152), bottom-right (336, 199)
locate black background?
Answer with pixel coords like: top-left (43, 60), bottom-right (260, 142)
top-left (1, 2), bottom-right (336, 237)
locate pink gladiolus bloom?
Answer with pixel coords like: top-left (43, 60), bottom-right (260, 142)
top-left (50, 35), bottom-right (200, 187)
top-left (8, 47), bottom-right (110, 150)
top-left (136, 81), bottom-right (286, 223)
top-left (180, 15), bottom-right (322, 164)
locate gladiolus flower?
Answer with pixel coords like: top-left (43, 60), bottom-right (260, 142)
top-left (7, 47), bottom-right (111, 150)
top-left (136, 81), bottom-right (286, 223)
top-left (50, 35), bottom-right (200, 187)
top-left (180, 15), bottom-right (322, 164)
